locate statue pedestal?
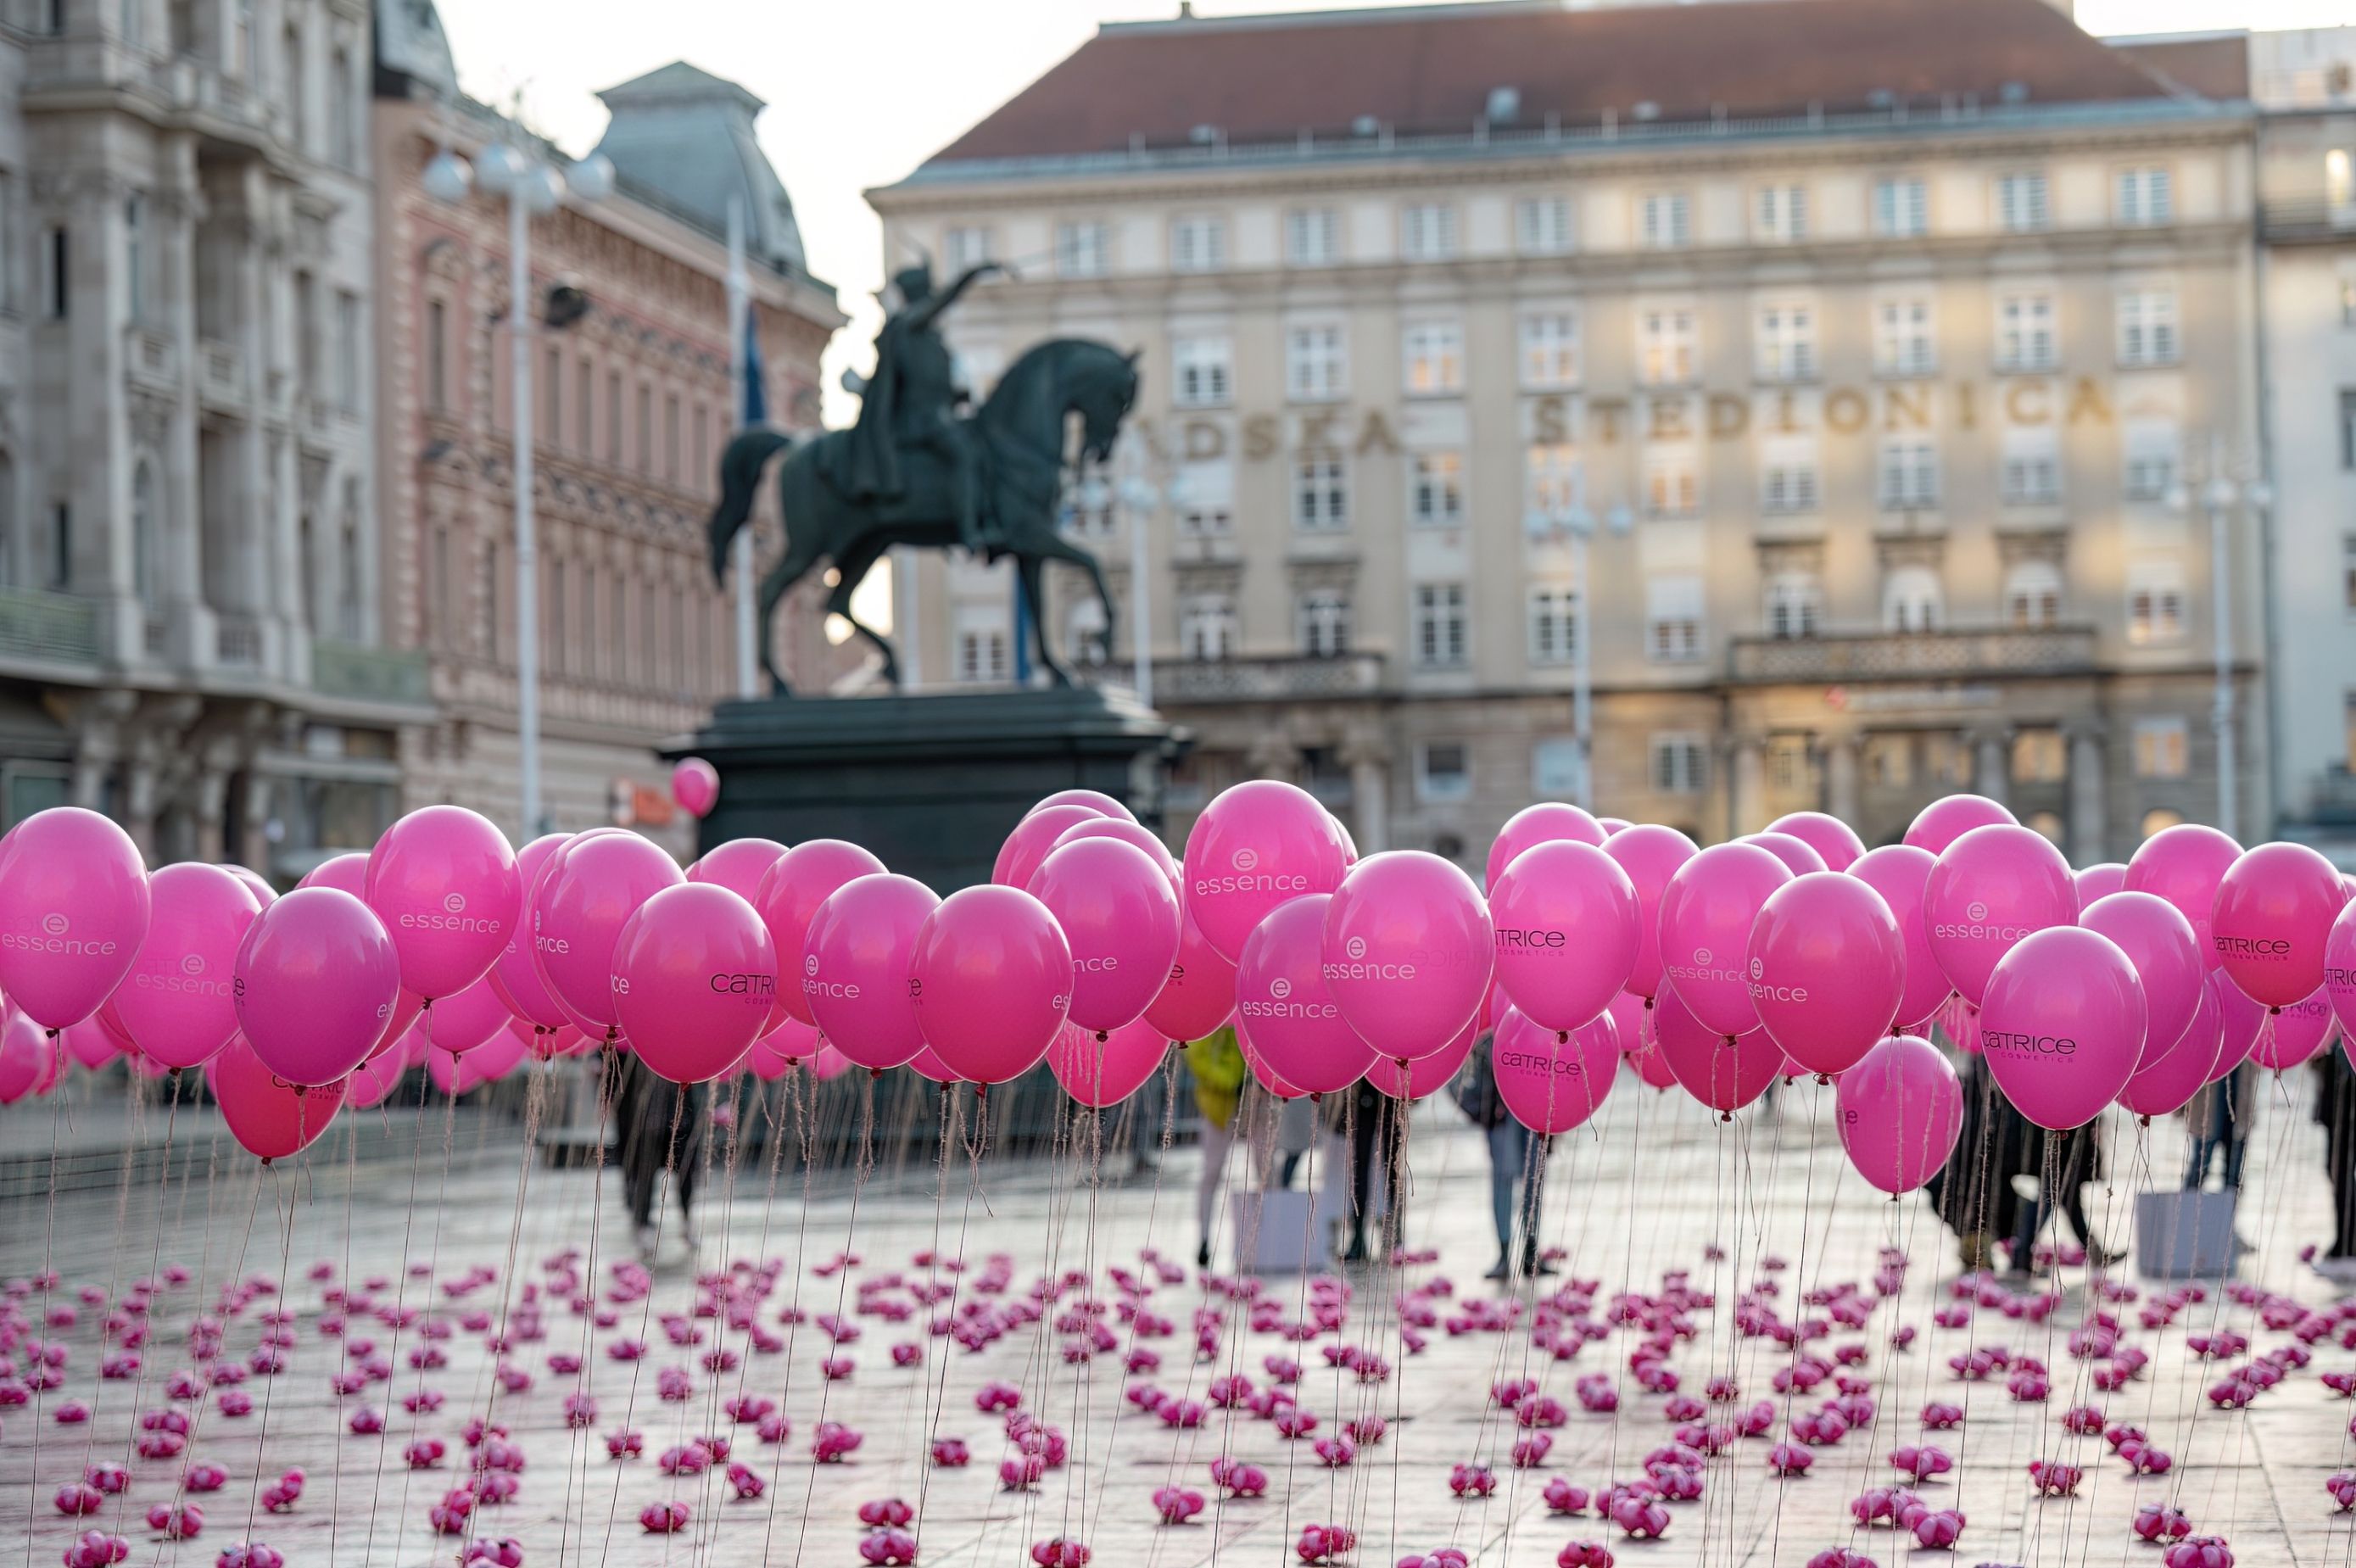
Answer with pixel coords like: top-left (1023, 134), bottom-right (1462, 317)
top-left (669, 685), bottom-right (1181, 890)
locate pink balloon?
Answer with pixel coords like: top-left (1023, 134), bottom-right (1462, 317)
top-left (208, 1035), bottom-right (346, 1160)
top-left (755, 840), bottom-right (886, 1025)
top-left (1484, 802), bottom-right (1605, 893)
top-left (1601, 824), bottom-right (1698, 1001)
top-left (1029, 838), bottom-right (1181, 1033)
top-left (1181, 780), bottom-right (1352, 962)
top-left (907, 1046), bottom-right (960, 1085)
top-left (1047, 1016), bottom-right (1168, 1108)
top-left (1766, 812), bottom-right (1866, 873)
top-left (1651, 986), bottom-right (1780, 1115)
top-left (346, 1049), bottom-right (407, 1110)
top-left (808, 1043), bottom-right (852, 1080)
top-left (2328, 900), bottom-right (2356, 1043)
top-left (1234, 894), bottom-right (1373, 1096)
top-left (2212, 841), bottom-right (2347, 1009)
top-left (1923, 824), bottom-right (2075, 1007)
top-left (672, 757), bottom-right (721, 819)
top-left (1365, 1017), bottom-right (1477, 1099)
top-left (489, 834), bottom-right (572, 1030)
top-left (221, 865), bottom-right (277, 906)
top-left (533, 832), bottom-right (684, 1033)
top-left (1747, 872), bottom-right (1903, 1078)
top-left (1904, 794), bottom-right (2017, 857)
top-left (372, 988), bottom-right (427, 1063)
top-left (1030, 789), bottom-right (1135, 823)
top-left (2123, 823), bottom-right (2242, 969)
top-left (992, 805), bottom-right (1104, 893)
top-left (2210, 969), bottom-right (2266, 1083)
top-left (2253, 987), bottom-right (2338, 1071)
top-left (1488, 840), bottom-right (1638, 1035)
top-left (748, 1017), bottom-right (823, 1080)
top-left (1657, 841), bottom-right (1792, 1039)
top-left (1836, 1035), bottom-right (1962, 1195)
top-left (1597, 817), bottom-right (1633, 835)
top-left (1142, 907), bottom-right (1237, 1043)
top-left (366, 806), bottom-right (520, 999)
top-left (688, 837), bottom-right (788, 905)
top-left (1492, 1004), bottom-right (1617, 1135)
top-left (1609, 991), bottom-right (1678, 1091)
top-left (1741, 831), bottom-right (1829, 877)
top-left (421, 976), bottom-right (510, 1056)
top-left (0, 806), bottom-right (150, 1030)
top-left (467, 1021), bottom-right (531, 1085)
top-left (803, 873), bottom-right (939, 1071)
top-left (62, 1017), bottom-right (119, 1070)
top-left (0, 1010), bottom-right (60, 1102)
top-left (299, 851), bottom-right (370, 896)
top-left (911, 885), bottom-right (1073, 1085)
top-left (1053, 817), bottom-right (1178, 883)
top-left (2119, 978), bottom-right (2224, 1119)
top-left (1235, 1019), bottom-right (1307, 1100)
top-left (232, 887), bottom-right (402, 1086)
top-left (2079, 891), bottom-right (2203, 1069)
top-left (1848, 845), bottom-right (1949, 1031)
top-left (108, 863), bottom-right (260, 1070)
top-left (1979, 926), bottom-right (2145, 1130)
top-left (612, 884), bottom-right (776, 1085)
top-left (1322, 851), bottom-right (1493, 1060)
top-left (2074, 862), bottom-right (2128, 911)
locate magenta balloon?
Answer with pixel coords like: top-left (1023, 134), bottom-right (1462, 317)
top-left (489, 834), bottom-right (572, 1029)
top-left (466, 1021), bottom-right (531, 1085)
top-left (2119, 979), bottom-right (2224, 1118)
top-left (299, 851), bottom-right (368, 896)
top-left (1484, 802), bottom-right (1605, 893)
top-left (533, 832), bottom-right (684, 1033)
top-left (221, 865), bottom-right (277, 906)
top-left (1233, 894), bottom-right (1374, 1096)
top-left (346, 1049), bottom-right (407, 1110)
top-left (1030, 789), bottom-right (1135, 823)
top-left (1836, 1035), bottom-right (1962, 1196)
top-left (687, 837), bottom-right (789, 905)
top-left (1365, 1017), bottom-right (1477, 1098)
top-left (1597, 817), bottom-right (1633, 835)
top-left (911, 885), bottom-right (1073, 1085)
top-left (748, 1017), bottom-right (823, 1080)
top-left (109, 863), bottom-right (260, 1070)
top-left (808, 1043), bottom-right (852, 1080)
top-left (2212, 840), bottom-right (2348, 1009)
top-left (1492, 1004), bottom-right (1617, 1135)
top-left (1848, 845), bottom-right (1948, 1031)
top-left (1600, 824), bottom-right (1699, 1001)
top-left (754, 840), bottom-right (886, 1025)
top-left (1609, 991), bottom-right (1677, 1091)
top-left (1235, 1019), bottom-right (1307, 1100)
top-left (2074, 862), bottom-right (2129, 911)
top-left (803, 873), bottom-right (939, 1071)
top-left (62, 1017), bottom-right (118, 1070)
top-left (2329, 900), bottom-right (2356, 1043)
top-left (2253, 987), bottom-right (2338, 1071)
top-left (672, 757), bottom-right (720, 819)
top-left (1181, 780), bottom-right (1353, 963)
top-left (1054, 817), bottom-right (1178, 882)
top-left (1923, 823), bottom-right (2075, 1008)
top-left (1747, 872), bottom-right (1903, 1078)
top-left (1742, 831), bottom-right (1830, 877)
top-left (1047, 1016), bottom-right (1168, 1108)
top-left (1903, 794), bottom-right (2018, 857)
top-left (2123, 823), bottom-right (2242, 969)
top-left (1980, 926), bottom-right (2145, 1131)
top-left (1321, 851), bottom-right (1493, 1060)
top-left (1765, 812), bottom-right (1866, 873)
top-left (0, 806), bottom-right (150, 1030)
top-left (209, 1035), bottom-right (346, 1160)
top-left (1142, 907), bottom-right (1237, 1043)
top-left (1030, 838), bottom-right (1182, 1033)
top-left (1656, 840), bottom-right (1792, 1039)
top-left (612, 883), bottom-right (776, 1085)
top-left (0, 1011), bottom-right (59, 1103)
top-left (992, 805), bottom-right (1103, 892)
top-left (232, 887), bottom-right (402, 1086)
top-left (365, 805), bottom-right (520, 1000)
top-left (2210, 969), bottom-right (2266, 1083)
top-left (1488, 840), bottom-right (1638, 1035)
top-left (1651, 986), bottom-right (1779, 1114)
top-left (907, 1046), bottom-right (959, 1085)
top-left (422, 976), bottom-right (510, 1056)
top-left (2078, 891), bottom-right (2203, 1069)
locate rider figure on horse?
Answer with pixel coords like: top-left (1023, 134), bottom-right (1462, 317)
top-left (835, 257), bottom-right (1002, 556)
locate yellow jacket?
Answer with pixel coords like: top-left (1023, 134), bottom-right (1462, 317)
top-left (1185, 1027), bottom-right (1248, 1130)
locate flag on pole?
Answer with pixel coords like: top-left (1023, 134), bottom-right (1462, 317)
top-left (742, 316), bottom-right (767, 427)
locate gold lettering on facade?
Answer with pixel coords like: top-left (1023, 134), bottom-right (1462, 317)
top-left (2065, 377), bottom-right (2113, 427)
top-left (1182, 420), bottom-right (1227, 460)
top-left (1708, 393), bottom-right (1749, 440)
top-left (1354, 410), bottom-right (1400, 455)
top-left (1533, 396), bottom-right (1568, 444)
top-left (1649, 397), bottom-right (1692, 441)
top-left (2004, 380), bottom-right (2051, 426)
top-left (1884, 385), bottom-right (1931, 431)
top-left (1824, 388), bottom-right (1870, 434)
top-left (1772, 390), bottom-right (1802, 434)
top-left (1242, 414), bottom-right (1279, 461)
top-left (1591, 399), bottom-right (1629, 445)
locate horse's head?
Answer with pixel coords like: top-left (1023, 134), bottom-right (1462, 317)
top-left (1072, 346), bottom-right (1141, 466)
top-left (980, 338), bottom-right (1140, 472)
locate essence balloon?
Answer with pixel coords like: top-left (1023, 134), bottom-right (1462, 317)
top-left (108, 863), bottom-right (260, 1070)
top-left (1047, 1016), bottom-right (1168, 1108)
top-left (910, 885), bottom-right (1073, 1085)
top-left (1923, 823), bottom-right (2075, 1008)
top-left (1233, 894), bottom-right (1373, 1096)
top-left (1181, 780), bottom-right (1351, 963)
top-left (1487, 839), bottom-right (1638, 1036)
top-left (1848, 844), bottom-right (1949, 1031)
top-left (232, 887), bottom-right (401, 1086)
top-left (1746, 872), bottom-right (1903, 1079)
top-left (1836, 1035), bottom-right (1962, 1196)
top-left (1028, 836), bottom-right (1181, 1034)
top-left (365, 804), bottom-right (520, 999)
top-left (490, 833), bottom-right (574, 1030)
top-left (1142, 908), bottom-right (1238, 1044)
top-left (1651, 985), bottom-right (1780, 1116)
top-left (1321, 851), bottom-right (1493, 1061)
top-left (1656, 840), bottom-right (1792, 1039)
top-left (755, 839), bottom-right (886, 1025)
top-left (802, 873), bottom-right (940, 1072)
top-left (1979, 925), bottom-right (2145, 1131)
top-left (0, 806), bottom-right (150, 1030)
top-left (531, 831), bottom-right (683, 1034)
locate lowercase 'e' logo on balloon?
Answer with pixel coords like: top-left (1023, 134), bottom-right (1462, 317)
top-left (1233, 847), bottom-right (1259, 872)
top-left (805, 953), bottom-right (821, 976)
top-left (42, 913), bottom-right (67, 936)
top-left (1346, 936), bottom-right (1367, 961)
top-left (1693, 947), bottom-right (1711, 967)
top-left (181, 953), bottom-right (206, 977)
top-left (1748, 957), bottom-right (1763, 980)
top-left (444, 893), bottom-right (466, 914)
top-left (1270, 977), bottom-right (1292, 1001)
top-left (1966, 901), bottom-right (1988, 923)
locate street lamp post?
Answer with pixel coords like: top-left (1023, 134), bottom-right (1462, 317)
top-left (2165, 444), bottom-right (2269, 843)
top-left (1117, 448), bottom-right (1185, 712)
top-left (1529, 477), bottom-right (1629, 808)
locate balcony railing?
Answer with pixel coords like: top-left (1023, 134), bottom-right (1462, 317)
top-left (0, 589), bottom-right (100, 671)
top-left (311, 639), bottom-right (432, 708)
top-left (1728, 626), bottom-right (2097, 684)
top-left (1087, 652), bottom-right (1387, 704)
top-left (2259, 197), bottom-right (2356, 243)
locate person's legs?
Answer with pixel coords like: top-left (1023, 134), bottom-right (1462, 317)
top-left (1521, 1133), bottom-right (1555, 1274)
top-left (2331, 1121), bottom-right (2356, 1259)
top-left (1486, 1121), bottom-right (1525, 1273)
top-left (1345, 1108), bottom-right (1380, 1260)
top-left (1196, 1120), bottom-right (1235, 1264)
top-left (673, 1084), bottom-right (707, 1243)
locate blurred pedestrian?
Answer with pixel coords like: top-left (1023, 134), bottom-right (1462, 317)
top-left (2185, 1060), bottom-right (2255, 1191)
top-left (607, 1049), bottom-right (705, 1263)
top-left (2311, 1047), bottom-right (2356, 1281)
top-left (1451, 1030), bottom-right (1552, 1281)
top-left (1184, 1025), bottom-right (1258, 1269)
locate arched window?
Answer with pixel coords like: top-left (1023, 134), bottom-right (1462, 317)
top-left (2003, 559), bottom-right (2064, 629)
top-left (131, 460), bottom-right (159, 609)
top-left (1882, 565), bottom-right (1943, 633)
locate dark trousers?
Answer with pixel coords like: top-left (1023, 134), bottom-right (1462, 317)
top-left (609, 1052), bottom-right (705, 1230)
top-left (1344, 1098), bottom-right (1404, 1253)
top-left (2330, 1120), bottom-right (2356, 1259)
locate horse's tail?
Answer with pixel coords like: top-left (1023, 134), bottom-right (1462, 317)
top-left (707, 425), bottom-right (796, 588)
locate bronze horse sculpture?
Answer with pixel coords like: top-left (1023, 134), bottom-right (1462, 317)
top-left (706, 338), bottom-right (1139, 694)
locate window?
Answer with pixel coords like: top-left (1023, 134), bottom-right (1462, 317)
top-left (2345, 532), bottom-right (2356, 615)
top-left (1527, 583), bottom-right (1578, 666)
top-left (1400, 204), bottom-right (1458, 261)
top-left (2004, 559), bottom-right (2063, 628)
top-left (957, 625), bottom-right (1011, 684)
top-left (1054, 220), bottom-right (1108, 278)
top-left (2116, 287), bottom-right (2179, 367)
top-left (1760, 445), bottom-right (1820, 514)
top-left (2012, 730), bottom-right (2067, 784)
top-left (692, 406), bottom-right (708, 486)
top-left (1642, 447), bottom-right (1699, 519)
top-left (1412, 582), bottom-right (1468, 668)
top-left (124, 195), bottom-right (147, 324)
top-left (1755, 301), bottom-right (1817, 382)
top-left (1763, 571), bottom-right (1821, 639)
top-left (422, 300), bottom-right (449, 410)
top-left (1518, 310), bottom-right (1580, 388)
top-left (330, 47), bottom-right (357, 167)
top-left (1516, 195), bottom-right (1572, 255)
top-left (2128, 560), bottom-right (2187, 645)
top-left (2342, 267), bottom-right (2356, 328)
top-left (1409, 451), bottom-right (1466, 527)
top-left (1170, 214), bottom-right (1225, 273)
top-left (1170, 333), bottom-right (1231, 407)
top-left (576, 358), bottom-right (593, 450)
top-left (293, 270), bottom-right (316, 393)
top-left (1286, 208), bottom-right (1338, 265)
top-left (664, 393), bottom-right (681, 483)
top-left (46, 503), bottom-right (69, 589)
top-left (1874, 296), bottom-right (1936, 377)
top-left (1286, 323), bottom-right (1346, 401)
top-left (2134, 717), bottom-right (2189, 779)
top-left (1402, 320), bottom-right (1463, 393)
top-left (1755, 184), bottom-right (1808, 243)
top-left (2344, 388), bottom-right (2356, 470)
top-left (1416, 742), bottom-right (1471, 803)
top-left (44, 226), bottom-right (65, 319)
top-left (606, 371), bottom-right (622, 461)
top-left (2335, 149), bottom-right (2356, 215)
top-left (2001, 428), bottom-right (2061, 505)
top-left (1883, 565), bottom-right (1944, 632)
top-left (0, 453), bottom-right (14, 587)
top-left (1297, 590), bottom-right (1351, 657)
top-left (1996, 292), bottom-right (2056, 372)
top-left (1651, 734), bottom-right (1708, 794)
top-left (635, 384), bottom-right (652, 472)
top-left (2123, 420), bottom-right (2180, 501)
top-left (336, 292), bottom-right (360, 411)
top-left (1175, 461), bottom-right (1233, 538)
top-left (1637, 305), bottom-right (1698, 386)
top-left (282, 24), bottom-right (305, 151)
top-left (2115, 168), bottom-right (2172, 226)
top-left (1533, 737), bottom-right (1584, 801)
top-left (1525, 443), bottom-right (1581, 522)
top-left (1639, 192), bottom-right (1690, 249)
top-left (945, 225), bottom-right (992, 271)
top-left (1873, 176), bottom-right (1928, 237)
top-left (1878, 437), bottom-right (1940, 509)
top-left (1645, 574), bottom-right (1703, 662)
top-left (545, 561), bottom-right (567, 672)
top-left (1996, 171), bottom-right (2051, 233)
top-left (0, 170), bottom-right (20, 314)
top-left (130, 463), bottom-right (159, 611)
top-left (1180, 594), bottom-right (1237, 661)
top-left (1292, 453), bottom-right (1348, 532)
